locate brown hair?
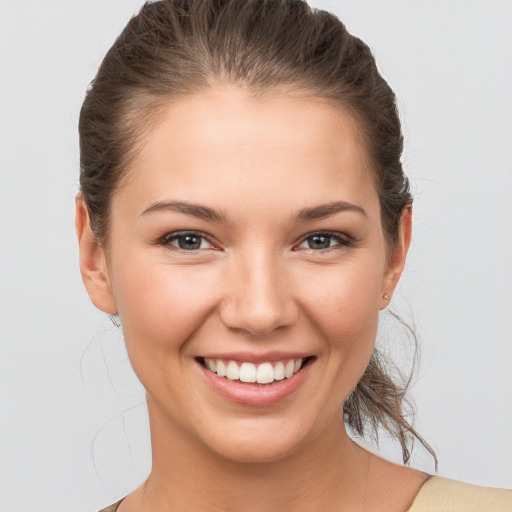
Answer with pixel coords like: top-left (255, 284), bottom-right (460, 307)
top-left (79, 0), bottom-right (436, 466)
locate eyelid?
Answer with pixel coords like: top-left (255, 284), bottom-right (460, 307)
top-left (156, 230), bottom-right (353, 252)
top-left (158, 230), bottom-right (219, 251)
top-left (294, 231), bottom-right (354, 251)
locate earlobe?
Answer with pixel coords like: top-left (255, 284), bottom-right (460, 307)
top-left (75, 195), bottom-right (118, 314)
top-left (379, 205), bottom-right (413, 310)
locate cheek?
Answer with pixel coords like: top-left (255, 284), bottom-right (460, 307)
top-left (110, 253), bottom-right (219, 357)
top-left (301, 258), bottom-right (383, 341)
top-left (299, 258), bottom-right (384, 396)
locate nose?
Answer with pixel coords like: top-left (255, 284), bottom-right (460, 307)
top-left (219, 251), bottom-right (297, 336)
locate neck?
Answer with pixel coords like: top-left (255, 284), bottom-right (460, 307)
top-left (138, 397), bottom-right (373, 512)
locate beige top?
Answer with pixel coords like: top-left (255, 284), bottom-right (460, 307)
top-left (98, 476), bottom-right (512, 512)
top-left (406, 476), bottom-right (512, 511)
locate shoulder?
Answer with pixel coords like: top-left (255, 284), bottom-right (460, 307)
top-left (407, 476), bottom-right (512, 512)
top-left (97, 498), bottom-right (124, 512)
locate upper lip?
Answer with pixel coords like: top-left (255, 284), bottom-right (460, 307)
top-left (198, 351), bottom-right (313, 364)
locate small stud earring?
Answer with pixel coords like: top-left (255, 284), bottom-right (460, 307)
top-left (383, 293), bottom-right (391, 301)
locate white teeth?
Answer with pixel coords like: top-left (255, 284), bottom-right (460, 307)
top-left (226, 361), bottom-right (240, 380)
top-left (216, 360), bottom-right (226, 377)
top-left (274, 361), bottom-right (285, 380)
top-left (203, 357), bottom-right (306, 384)
top-left (239, 362), bottom-right (257, 383)
top-left (284, 360), bottom-right (295, 379)
top-left (256, 362), bottom-right (274, 384)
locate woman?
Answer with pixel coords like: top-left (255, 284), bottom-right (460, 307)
top-left (75, 1), bottom-right (511, 510)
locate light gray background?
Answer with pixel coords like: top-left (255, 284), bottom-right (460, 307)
top-left (1, 1), bottom-right (511, 511)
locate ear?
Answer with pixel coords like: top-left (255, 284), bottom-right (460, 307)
top-left (75, 194), bottom-right (118, 314)
top-left (379, 204), bottom-right (412, 310)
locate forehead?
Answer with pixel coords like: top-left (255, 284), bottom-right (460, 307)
top-left (116, 86), bottom-right (378, 217)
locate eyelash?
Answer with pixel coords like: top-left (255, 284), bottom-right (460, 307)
top-left (158, 230), bottom-right (353, 253)
top-left (159, 231), bottom-right (217, 252)
top-left (295, 231), bottom-right (354, 252)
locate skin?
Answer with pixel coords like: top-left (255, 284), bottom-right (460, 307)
top-left (76, 85), bottom-right (427, 511)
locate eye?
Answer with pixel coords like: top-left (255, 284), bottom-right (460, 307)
top-left (160, 231), bottom-right (214, 251)
top-left (296, 232), bottom-right (352, 251)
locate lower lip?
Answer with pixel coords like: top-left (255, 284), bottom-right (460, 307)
top-left (199, 361), bottom-right (312, 407)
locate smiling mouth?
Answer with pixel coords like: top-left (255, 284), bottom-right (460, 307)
top-left (197, 356), bottom-right (315, 385)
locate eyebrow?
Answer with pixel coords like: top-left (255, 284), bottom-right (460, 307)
top-left (294, 201), bottom-right (367, 222)
top-left (141, 201), bottom-right (228, 222)
top-left (141, 199), bottom-right (367, 223)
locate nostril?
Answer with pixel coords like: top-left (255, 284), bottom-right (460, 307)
top-left (218, 265), bottom-right (297, 335)
top-left (219, 302), bottom-right (297, 336)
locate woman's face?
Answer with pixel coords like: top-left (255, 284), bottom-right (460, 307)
top-left (78, 86), bottom-right (409, 463)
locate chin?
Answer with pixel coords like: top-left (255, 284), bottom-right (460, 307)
top-left (198, 415), bottom-right (322, 465)
top-left (209, 435), bottom-right (304, 465)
